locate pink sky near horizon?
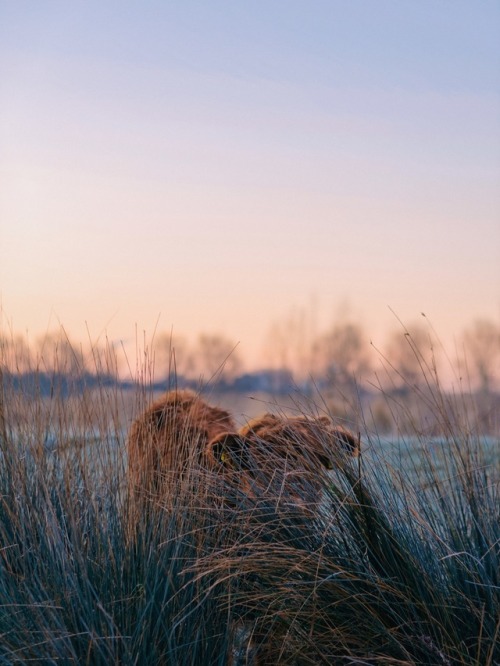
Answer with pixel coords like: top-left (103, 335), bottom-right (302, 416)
top-left (1, 2), bottom-right (499, 371)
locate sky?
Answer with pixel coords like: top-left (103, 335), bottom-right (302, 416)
top-left (1, 1), bottom-right (499, 369)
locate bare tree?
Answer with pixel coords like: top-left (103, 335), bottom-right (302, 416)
top-left (193, 334), bottom-right (243, 384)
top-left (313, 320), bottom-right (372, 394)
top-left (462, 319), bottom-right (500, 393)
top-left (87, 337), bottom-right (121, 380)
top-left (262, 304), bottom-right (317, 380)
top-left (36, 329), bottom-right (84, 375)
top-left (262, 320), bottom-right (293, 372)
top-left (382, 321), bottom-right (438, 391)
top-left (152, 332), bottom-right (195, 382)
top-left (0, 333), bottom-right (32, 374)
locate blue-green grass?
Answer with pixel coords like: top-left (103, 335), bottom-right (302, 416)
top-left (0, 365), bottom-right (498, 665)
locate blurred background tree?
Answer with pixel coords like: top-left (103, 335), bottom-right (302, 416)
top-left (462, 318), bottom-right (500, 394)
top-left (36, 330), bottom-right (84, 376)
top-left (381, 321), bottom-right (438, 393)
top-left (153, 333), bottom-right (194, 382)
top-left (193, 334), bottom-right (243, 384)
top-left (0, 334), bottom-right (32, 374)
top-left (262, 305), bottom-right (316, 381)
top-left (312, 320), bottom-right (372, 397)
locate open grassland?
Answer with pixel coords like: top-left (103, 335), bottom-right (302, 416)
top-left (0, 362), bottom-right (498, 665)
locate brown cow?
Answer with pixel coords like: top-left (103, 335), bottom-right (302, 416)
top-left (128, 395), bottom-right (359, 665)
top-left (127, 389), bottom-right (236, 500)
top-left (205, 411), bottom-right (359, 665)
top-left (206, 411), bottom-right (359, 514)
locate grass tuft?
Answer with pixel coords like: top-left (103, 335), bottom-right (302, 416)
top-left (0, 338), bottom-right (498, 664)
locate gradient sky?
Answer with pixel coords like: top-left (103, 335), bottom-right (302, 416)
top-left (1, 1), bottom-right (499, 366)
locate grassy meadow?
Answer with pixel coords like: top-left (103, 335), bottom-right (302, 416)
top-left (0, 344), bottom-right (498, 665)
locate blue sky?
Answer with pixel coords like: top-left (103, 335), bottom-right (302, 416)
top-left (1, 1), bottom-right (499, 365)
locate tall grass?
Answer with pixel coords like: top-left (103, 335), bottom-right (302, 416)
top-left (0, 336), bottom-right (498, 664)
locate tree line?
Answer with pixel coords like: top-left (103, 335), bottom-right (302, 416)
top-left (1, 317), bottom-right (499, 393)
top-left (1, 316), bottom-right (499, 435)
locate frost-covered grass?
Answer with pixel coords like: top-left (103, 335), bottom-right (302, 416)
top-left (0, 359), bottom-right (498, 664)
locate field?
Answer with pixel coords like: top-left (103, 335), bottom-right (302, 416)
top-left (0, 368), bottom-right (499, 665)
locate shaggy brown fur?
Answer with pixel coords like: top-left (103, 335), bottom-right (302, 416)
top-left (205, 412), bottom-right (359, 666)
top-left (127, 389), bottom-right (236, 499)
top-left (240, 412), bottom-right (359, 462)
top-left (205, 412), bottom-right (359, 511)
top-left (128, 398), bottom-right (359, 665)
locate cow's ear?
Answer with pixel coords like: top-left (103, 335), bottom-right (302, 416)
top-left (206, 433), bottom-right (248, 469)
top-left (334, 428), bottom-right (360, 457)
